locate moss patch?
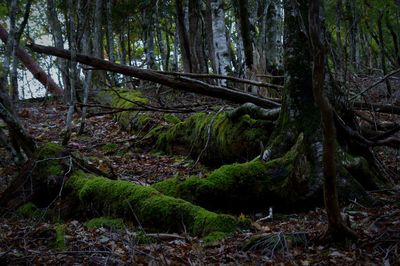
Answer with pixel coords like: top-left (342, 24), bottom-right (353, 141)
top-left (101, 143), bottom-right (118, 153)
top-left (52, 224), bottom-right (66, 251)
top-left (85, 217), bottom-right (124, 230)
top-left (35, 143), bottom-right (65, 177)
top-left (16, 202), bottom-right (43, 218)
top-left (154, 112), bottom-right (272, 165)
top-left (106, 89), bottom-right (149, 130)
top-left (203, 231), bottom-right (227, 245)
top-left (66, 171), bottom-right (244, 236)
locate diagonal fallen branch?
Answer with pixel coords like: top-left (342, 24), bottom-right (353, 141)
top-left (350, 68), bottom-right (400, 101)
top-left (27, 43), bottom-right (281, 109)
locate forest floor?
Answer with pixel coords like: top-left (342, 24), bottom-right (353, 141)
top-left (0, 87), bottom-right (399, 265)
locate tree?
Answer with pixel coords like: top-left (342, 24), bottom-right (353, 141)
top-left (309, 0), bottom-right (356, 241)
top-left (210, 0), bottom-right (231, 81)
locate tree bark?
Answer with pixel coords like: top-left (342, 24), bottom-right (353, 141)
top-left (175, 0), bottom-right (192, 72)
top-left (237, 0), bottom-right (253, 72)
top-left (210, 0), bottom-right (230, 85)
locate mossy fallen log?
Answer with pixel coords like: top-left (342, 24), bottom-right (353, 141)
top-left (107, 89), bottom-right (274, 164)
top-left (153, 134), bottom-right (372, 212)
top-left (153, 112), bottom-right (273, 164)
top-left (66, 171), bottom-right (247, 236)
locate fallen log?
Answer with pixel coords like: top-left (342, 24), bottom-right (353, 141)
top-left (27, 43), bottom-right (280, 109)
top-left (0, 25), bottom-right (63, 96)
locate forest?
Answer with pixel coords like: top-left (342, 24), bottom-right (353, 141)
top-left (0, 0), bottom-right (399, 264)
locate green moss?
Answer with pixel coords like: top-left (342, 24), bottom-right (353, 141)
top-left (37, 143), bottom-right (64, 159)
top-left (66, 171), bottom-right (243, 236)
top-left (85, 217), bottom-right (124, 229)
top-left (48, 164), bottom-right (63, 175)
top-left (203, 231), bottom-right (227, 245)
top-left (155, 112), bottom-right (272, 164)
top-left (135, 231), bottom-right (156, 244)
top-left (153, 135), bottom-right (311, 212)
top-left (16, 202), bottom-right (43, 218)
top-left (163, 114), bottom-right (181, 124)
top-left (101, 143), bottom-right (118, 153)
top-left (105, 89), bottom-right (149, 129)
top-left (53, 224), bottom-right (66, 251)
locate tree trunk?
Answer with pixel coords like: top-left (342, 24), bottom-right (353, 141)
top-left (309, 0), bottom-right (356, 242)
top-left (47, 0), bottom-right (70, 100)
top-left (377, 12), bottom-right (392, 95)
top-left (236, 0), bottom-right (253, 74)
top-left (175, 0), bottom-right (192, 72)
top-left (63, 0), bottom-right (78, 145)
top-left (210, 0), bottom-right (230, 85)
top-left (0, 83), bottom-right (36, 158)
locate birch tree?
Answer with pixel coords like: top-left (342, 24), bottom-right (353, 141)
top-left (210, 0), bottom-right (230, 85)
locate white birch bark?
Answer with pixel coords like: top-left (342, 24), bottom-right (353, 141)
top-left (210, 0), bottom-right (230, 85)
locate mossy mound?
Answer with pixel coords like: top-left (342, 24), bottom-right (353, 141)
top-left (105, 88), bottom-right (150, 130)
top-left (154, 112), bottom-right (272, 165)
top-left (66, 171), bottom-right (245, 236)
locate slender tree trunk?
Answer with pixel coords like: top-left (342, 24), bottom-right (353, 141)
top-left (188, 0), bottom-right (207, 73)
top-left (210, 0), bottom-right (230, 85)
top-left (309, 0), bottom-right (356, 241)
top-left (92, 0), bottom-right (105, 93)
top-left (236, 0), bottom-right (253, 74)
top-left (3, 0), bottom-right (17, 99)
top-left (176, 0), bottom-right (192, 72)
top-left (106, 0), bottom-right (117, 84)
top-left (47, 0), bottom-right (70, 101)
top-left (63, 0), bottom-right (78, 145)
top-left (205, 0), bottom-right (217, 74)
top-left (377, 12), bottom-right (392, 95)
top-left (335, 0), bottom-right (344, 79)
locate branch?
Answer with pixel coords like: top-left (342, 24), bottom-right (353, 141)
top-left (352, 102), bottom-right (400, 115)
top-left (350, 68), bottom-right (400, 101)
top-left (158, 71), bottom-right (284, 90)
top-left (27, 43), bottom-right (281, 109)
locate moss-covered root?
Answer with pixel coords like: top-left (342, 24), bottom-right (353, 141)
top-left (67, 171), bottom-right (247, 236)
